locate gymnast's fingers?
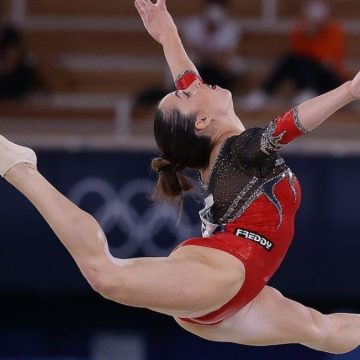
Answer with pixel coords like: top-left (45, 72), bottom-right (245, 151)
top-left (349, 70), bottom-right (360, 99)
top-left (140, 0), bottom-right (155, 11)
top-left (134, 0), bottom-right (149, 22)
top-left (157, 0), bottom-right (167, 9)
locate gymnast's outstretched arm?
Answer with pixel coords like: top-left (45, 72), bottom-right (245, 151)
top-left (254, 71), bottom-right (360, 156)
top-left (297, 71), bottom-right (360, 131)
top-left (134, 0), bottom-right (199, 82)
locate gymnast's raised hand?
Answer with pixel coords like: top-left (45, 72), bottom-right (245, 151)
top-left (135, 0), bottom-right (199, 81)
top-left (1, 0), bottom-right (360, 354)
top-left (134, 0), bottom-right (175, 44)
top-left (349, 70), bottom-right (360, 99)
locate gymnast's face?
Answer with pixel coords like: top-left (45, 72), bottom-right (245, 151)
top-left (159, 80), bottom-right (234, 127)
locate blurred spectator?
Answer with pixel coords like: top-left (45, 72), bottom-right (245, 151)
top-left (182, 0), bottom-right (242, 91)
top-left (0, 24), bottom-right (37, 100)
top-left (241, 0), bottom-right (346, 110)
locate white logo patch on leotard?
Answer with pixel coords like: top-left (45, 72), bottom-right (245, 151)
top-left (234, 228), bottom-right (273, 251)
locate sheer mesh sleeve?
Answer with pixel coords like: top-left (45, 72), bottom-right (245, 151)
top-left (229, 107), bottom-right (309, 176)
top-left (229, 127), bottom-right (267, 165)
top-left (228, 128), bottom-right (277, 178)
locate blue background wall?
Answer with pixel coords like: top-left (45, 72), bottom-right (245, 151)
top-left (0, 150), bottom-right (360, 359)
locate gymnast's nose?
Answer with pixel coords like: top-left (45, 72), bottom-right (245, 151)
top-left (187, 79), bottom-right (204, 94)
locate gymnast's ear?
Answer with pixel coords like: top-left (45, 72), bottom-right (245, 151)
top-left (195, 114), bottom-right (212, 131)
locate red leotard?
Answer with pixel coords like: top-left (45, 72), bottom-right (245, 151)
top-left (173, 71), bottom-right (309, 325)
top-left (177, 173), bottom-right (301, 325)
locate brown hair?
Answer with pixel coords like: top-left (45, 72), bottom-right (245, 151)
top-left (152, 107), bottom-right (214, 204)
top-left (151, 157), bottom-right (193, 202)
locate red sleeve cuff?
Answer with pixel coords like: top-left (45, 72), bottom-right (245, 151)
top-left (175, 70), bottom-right (203, 90)
top-left (260, 107), bottom-right (310, 155)
top-left (273, 107), bottom-right (309, 144)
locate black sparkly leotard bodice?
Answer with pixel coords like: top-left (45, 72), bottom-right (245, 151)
top-left (199, 107), bottom-right (309, 237)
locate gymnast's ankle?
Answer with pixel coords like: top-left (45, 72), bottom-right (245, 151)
top-left (4, 162), bottom-right (37, 181)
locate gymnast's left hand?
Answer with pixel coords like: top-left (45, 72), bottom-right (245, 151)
top-left (134, 0), bottom-right (177, 45)
top-left (349, 70), bottom-right (360, 100)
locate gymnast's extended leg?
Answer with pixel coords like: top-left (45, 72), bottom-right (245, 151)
top-left (1, 150), bottom-right (244, 318)
top-left (176, 286), bottom-right (360, 354)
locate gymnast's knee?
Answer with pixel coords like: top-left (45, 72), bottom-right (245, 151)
top-left (175, 318), bottom-right (226, 342)
top-left (304, 312), bottom-right (355, 354)
top-left (318, 314), bottom-right (359, 355)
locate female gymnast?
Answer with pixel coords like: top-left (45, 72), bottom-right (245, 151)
top-left (1, 0), bottom-right (360, 354)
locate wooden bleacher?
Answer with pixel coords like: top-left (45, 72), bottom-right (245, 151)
top-left (40, 66), bottom-right (164, 94)
top-left (0, 0), bottom-right (12, 19)
top-left (0, 0), bottom-right (359, 150)
top-left (278, 0), bottom-right (360, 19)
top-left (27, 0), bottom-right (263, 18)
top-left (24, 27), bottom-right (360, 59)
top-left (0, 103), bottom-right (115, 137)
top-left (25, 29), bottom-right (163, 57)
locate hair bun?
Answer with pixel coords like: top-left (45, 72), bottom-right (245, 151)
top-left (151, 157), bottom-right (177, 174)
top-left (151, 156), bottom-right (194, 210)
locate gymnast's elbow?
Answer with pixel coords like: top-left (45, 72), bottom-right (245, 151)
top-left (82, 261), bottom-right (124, 300)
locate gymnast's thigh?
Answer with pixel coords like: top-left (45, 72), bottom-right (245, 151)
top-left (175, 286), bottom-right (328, 347)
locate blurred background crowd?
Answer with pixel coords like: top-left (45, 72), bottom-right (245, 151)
top-left (0, 1), bottom-right (360, 360)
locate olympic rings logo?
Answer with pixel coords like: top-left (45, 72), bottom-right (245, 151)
top-left (68, 177), bottom-right (199, 257)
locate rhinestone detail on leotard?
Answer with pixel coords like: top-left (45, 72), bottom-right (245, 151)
top-left (226, 169), bottom-right (294, 227)
top-left (219, 176), bottom-right (258, 223)
top-left (292, 106), bottom-right (310, 134)
top-left (260, 120), bottom-right (286, 155)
